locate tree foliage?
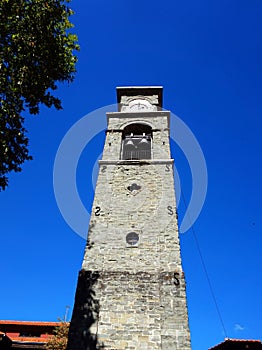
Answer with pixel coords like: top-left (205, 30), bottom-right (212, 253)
top-left (46, 321), bottom-right (69, 350)
top-left (0, 0), bottom-right (79, 190)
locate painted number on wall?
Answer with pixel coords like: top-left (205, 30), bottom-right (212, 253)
top-left (174, 272), bottom-right (180, 286)
top-left (167, 206), bottom-right (174, 215)
top-left (95, 206), bottom-right (101, 216)
top-left (165, 164), bottom-right (171, 172)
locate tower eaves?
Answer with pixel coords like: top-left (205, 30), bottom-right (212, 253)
top-left (116, 86), bottom-right (163, 111)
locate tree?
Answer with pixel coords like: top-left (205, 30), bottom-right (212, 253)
top-left (46, 321), bottom-right (69, 350)
top-left (0, 0), bottom-right (79, 190)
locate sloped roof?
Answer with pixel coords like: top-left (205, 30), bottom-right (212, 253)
top-left (209, 338), bottom-right (262, 349)
top-left (0, 320), bottom-right (61, 327)
top-left (0, 320), bottom-right (67, 348)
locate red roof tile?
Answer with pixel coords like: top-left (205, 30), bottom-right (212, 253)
top-left (209, 338), bottom-right (262, 349)
top-left (0, 320), bottom-right (62, 327)
top-left (10, 336), bottom-right (50, 343)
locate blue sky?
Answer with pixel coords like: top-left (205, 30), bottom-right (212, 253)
top-left (1, 1), bottom-right (262, 349)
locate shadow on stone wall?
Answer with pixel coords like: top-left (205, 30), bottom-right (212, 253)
top-left (66, 270), bottom-right (104, 350)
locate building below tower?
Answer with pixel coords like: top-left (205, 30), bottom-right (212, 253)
top-left (0, 320), bottom-right (64, 349)
top-left (209, 338), bottom-right (262, 350)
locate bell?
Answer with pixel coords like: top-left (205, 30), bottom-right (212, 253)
top-left (139, 137), bottom-right (149, 144)
top-left (125, 139), bottom-right (135, 146)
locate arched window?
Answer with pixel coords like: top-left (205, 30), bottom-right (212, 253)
top-left (121, 124), bottom-right (152, 160)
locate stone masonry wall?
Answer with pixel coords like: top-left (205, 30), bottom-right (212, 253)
top-left (67, 108), bottom-right (191, 350)
top-left (68, 269), bottom-right (191, 350)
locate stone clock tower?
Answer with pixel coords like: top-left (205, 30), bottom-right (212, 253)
top-left (67, 87), bottom-right (191, 350)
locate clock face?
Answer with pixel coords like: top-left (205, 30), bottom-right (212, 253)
top-left (128, 99), bottom-right (154, 111)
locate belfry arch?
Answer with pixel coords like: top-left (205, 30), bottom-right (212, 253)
top-left (121, 123), bottom-right (152, 160)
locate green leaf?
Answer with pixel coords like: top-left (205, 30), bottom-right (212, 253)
top-left (0, 0), bottom-right (79, 191)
